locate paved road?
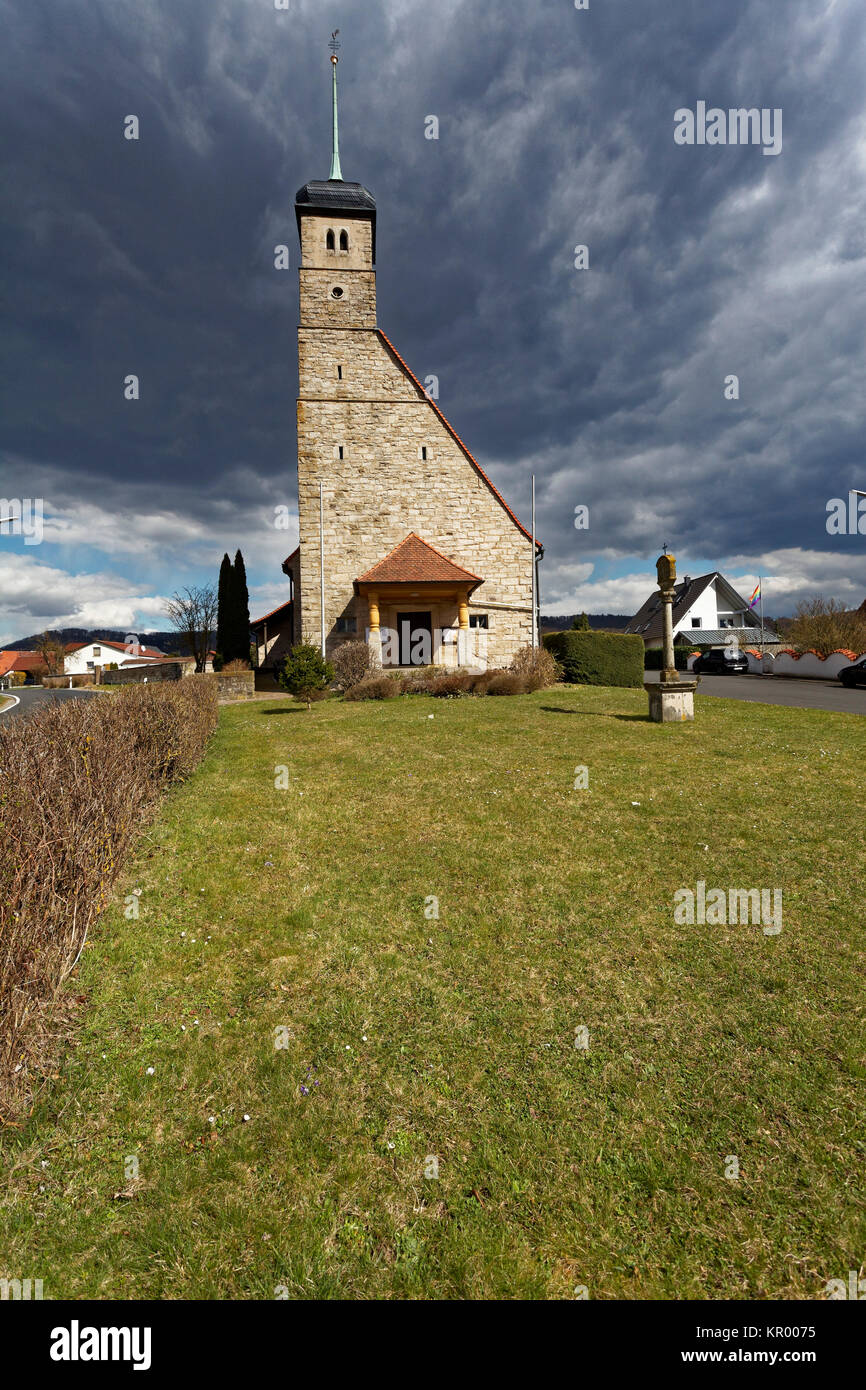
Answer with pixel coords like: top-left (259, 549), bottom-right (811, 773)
top-left (0, 686), bottom-right (101, 722)
top-left (645, 671), bottom-right (866, 715)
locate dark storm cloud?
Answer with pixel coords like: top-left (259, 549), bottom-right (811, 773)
top-left (1, 0), bottom-right (865, 626)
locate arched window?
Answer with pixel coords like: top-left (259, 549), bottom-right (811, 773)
top-left (326, 229), bottom-right (335, 251)
top-left (339, 230), bottom-right (349, 252)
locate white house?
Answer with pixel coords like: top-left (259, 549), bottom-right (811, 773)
top-left (625, 572), bottom-right (778, 650)
top-left (63, 639), bottom-right (167, 675)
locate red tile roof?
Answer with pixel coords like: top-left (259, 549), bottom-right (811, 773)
top-left (0, 649), bottom-right (44, 676)
top-left (356, 533), bottom-right (483, 587)
top-left (377, 330), bottom-right (542, 551)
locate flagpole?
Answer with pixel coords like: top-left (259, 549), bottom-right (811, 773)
top-left (531, 474), bottom-right (536, 652)
top-left (319, 481), bottom-right (326, 659)
top-left (759, 577), bottom-right (764, 656)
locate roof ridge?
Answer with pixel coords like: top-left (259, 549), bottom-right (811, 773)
top-left (376, 329), bottom-right (541, 551)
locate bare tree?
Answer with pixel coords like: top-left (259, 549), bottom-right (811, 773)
top-left (164, 586), bottom-right (217, 673)
top-left (35, 631), bottom-right (65, 674)
top-left (786, 595), bottom-right (866, 658)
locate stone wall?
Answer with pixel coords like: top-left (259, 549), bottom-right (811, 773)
top-left (299, 214), bottom-right (374, 272)
top-left (298, 272), bottom-right (377, 330)
top-left (102, 663), bottom-right (182, 684)
top-left (215, 670), bottom-right (256, 700)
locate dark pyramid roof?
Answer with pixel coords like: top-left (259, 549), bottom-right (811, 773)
top-left (295, 179), bottom-right (377, 260)
top-left (295, 179), bottom-right (376, 211)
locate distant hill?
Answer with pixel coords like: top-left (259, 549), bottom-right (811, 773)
top-left (5, 628), bottom-right (188, 654)
top-left (539, 614), bottom-right (630, 632)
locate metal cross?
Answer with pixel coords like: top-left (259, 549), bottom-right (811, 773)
top-left (329, 30), bottom-right (341, 58)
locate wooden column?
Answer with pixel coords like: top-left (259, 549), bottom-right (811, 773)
top-left (367, 591), bottom-right (381, 667)
top-left (457, 592), bottom-right (470, 667)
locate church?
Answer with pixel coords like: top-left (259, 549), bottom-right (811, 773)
top-left (252, 44), bottom-right (541, 674)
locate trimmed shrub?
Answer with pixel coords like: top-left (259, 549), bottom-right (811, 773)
top-left (468, 669), bottom-right (497, 694)
top-left (509, 644), bottom-right (561, 691)
top-left (399, 665), bottom-right (446, 694)
top-left (643, 645), bottom-right (693, 672)
top-left (543, 629), bottom-right (644, 687)
top-left (344, 674), bottom-right (400, 700)
top-left (332, 640), bottom-right (373, 692)
top-left (0, 678), bottom-right (218, 1121)
top-left (428, 672), bottom-right (474, 697)
top-left (486, 671), bottom-right (527, 695)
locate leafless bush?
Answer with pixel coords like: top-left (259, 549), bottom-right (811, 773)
top-left (468, 669), bottom-right (496, 694)
top-left (428, 672), bottom-right (474, 697)
top-left (0, 678), bottom-right (217, 1121)
top-left (331, 640), bottom-right (373, 691)
top-left (486, 671), bottom-right (528, 695)
top-left (509, 644), bottom-right (561, 690)
top-left (343, 673), bottom-right (402, 700)
top-left (398, 665), bottom-right (446, 694)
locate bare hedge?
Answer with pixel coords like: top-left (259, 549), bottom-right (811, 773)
top-left (0, 678), bottom-right (217, 1120)
top-left (343, 648), bottom-right (561, 701)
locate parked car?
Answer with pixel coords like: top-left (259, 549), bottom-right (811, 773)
top-left (692, 647), bottom-right (749, 674)
top-left (838, 655), bottom-right (866, 688)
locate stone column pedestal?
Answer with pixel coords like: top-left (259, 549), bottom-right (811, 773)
top-left (645, 677), bottom-right (698, 722)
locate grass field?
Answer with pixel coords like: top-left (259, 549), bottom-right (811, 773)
top-left (1, 686), bottom-right (863, 1299)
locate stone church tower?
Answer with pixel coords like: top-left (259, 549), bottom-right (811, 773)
top-left (282, 41), bottom-right (541, 671)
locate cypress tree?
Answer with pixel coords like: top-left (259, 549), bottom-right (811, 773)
top-left (216, 553), bottom-right (232, 665)
top-left (231, 548), bottom-right (251, 663)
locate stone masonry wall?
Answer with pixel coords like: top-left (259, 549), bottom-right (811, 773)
top-left (296, 337), bottom-right (534, 668)
top-left (299, 272), bottom-right (377, 330)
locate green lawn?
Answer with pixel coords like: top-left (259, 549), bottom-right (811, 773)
top-left (1, 686), bottom-right (863, 1299)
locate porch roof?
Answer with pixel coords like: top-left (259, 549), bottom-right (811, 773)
top-left (354, 533), bottom-right (483, 593)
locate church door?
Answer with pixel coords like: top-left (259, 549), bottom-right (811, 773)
top-left (397, 611), bottom-right (433, 666)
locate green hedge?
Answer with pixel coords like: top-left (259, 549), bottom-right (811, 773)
top-left (643, 645), bottom-right (694, 671)
top-left (543, 629), bottom-right (645, 688)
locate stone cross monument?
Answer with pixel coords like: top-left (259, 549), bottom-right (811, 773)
top-left (644, 549), bottom-right (699, 722)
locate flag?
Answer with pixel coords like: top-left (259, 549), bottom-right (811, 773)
top-left (749, 581), bottom-right (761, 610)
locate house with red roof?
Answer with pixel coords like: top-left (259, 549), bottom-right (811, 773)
top-left (63, 639), bottom-right (168, 677)
top-left (0, 650), bottom-right (46, 684)
top-left (261, 73), bottom-right (542, 673)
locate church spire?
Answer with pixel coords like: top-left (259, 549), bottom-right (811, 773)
top-left (328, 30), bottom-right (343, 181)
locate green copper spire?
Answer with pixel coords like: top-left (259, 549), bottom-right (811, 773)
top-left (328, 30), bottom-right (343, 181)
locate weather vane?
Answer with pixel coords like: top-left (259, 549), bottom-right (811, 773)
top-left (329, 29), bottom-right (340, 64)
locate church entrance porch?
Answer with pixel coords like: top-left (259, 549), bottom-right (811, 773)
top-left (353, 532), bottom-right (486, 671)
